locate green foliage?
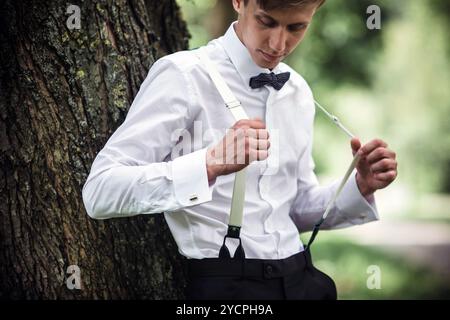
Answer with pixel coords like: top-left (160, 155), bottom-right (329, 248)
top-left (288, 0), bottom-right (450, 193)
top-left (370, 1), bottom-right (450, 193)
top-left (178, 0), bottom-right (218, 49)
top-left (302, 233), bottom-right (450, 299)
top-left (285, 0), bottom-right (387, 87)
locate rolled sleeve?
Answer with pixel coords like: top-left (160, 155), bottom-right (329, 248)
top-left (335, 171), bottom-right (379, 225)
top-left (172, 148), bottom-right (214, 207)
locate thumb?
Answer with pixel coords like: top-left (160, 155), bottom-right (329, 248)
top-left (351, 137), bottom-right (361, 156)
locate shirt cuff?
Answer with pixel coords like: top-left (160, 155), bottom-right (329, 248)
top-left (172, 148), bottom-right (214, 207)
top-left (335, 171), bottom-right (379, 225)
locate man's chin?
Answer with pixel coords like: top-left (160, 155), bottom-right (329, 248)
top-left (255, 58), bottom-right (279, 70)
top-left (255, 50), bottom-right (284, 69)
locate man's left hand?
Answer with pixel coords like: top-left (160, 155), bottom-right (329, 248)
top-left (351, 138), bottom-right (398, 197)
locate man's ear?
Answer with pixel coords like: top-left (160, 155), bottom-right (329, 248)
top-left (232, 0), bottom-right (244, 15)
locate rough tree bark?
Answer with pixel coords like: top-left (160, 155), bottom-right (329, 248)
top-left (0, 0), bottom-right (190, 299)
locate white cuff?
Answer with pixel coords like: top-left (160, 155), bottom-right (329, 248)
top-left (335, 171), bottom-right (379, 225)
top-left (172, 148), bottom-right (214, 207)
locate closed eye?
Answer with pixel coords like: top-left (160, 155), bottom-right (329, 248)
top-left (257, 16), bottom-right (277, 28)
top-left (255, 13), bottom-right (309, 33)
top-left (288, 24), bottom-right (308, 32)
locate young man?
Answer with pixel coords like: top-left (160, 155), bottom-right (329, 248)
top-left (82, 0), bottom-right (397, 299)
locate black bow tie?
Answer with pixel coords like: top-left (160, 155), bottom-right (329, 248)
top-left (249, 72), bottom-right (290, 90)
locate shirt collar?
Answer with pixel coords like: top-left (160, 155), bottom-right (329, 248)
top-left (220, 21), bottom-right (283, 89)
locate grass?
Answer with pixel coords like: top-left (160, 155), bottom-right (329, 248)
top-left (301, 233), bottom-right (450, 300)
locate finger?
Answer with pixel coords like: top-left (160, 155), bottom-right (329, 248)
top-left (360, 139), bottom-right (388, 156)
top-left (249, 149), bottom-right (269, 162)
top-left (350, 137), bottom-right (362, 155)
top-left (248, 119), bottom-right (266, 130)
top-left (230, 127), bottom-right (246, 143)
top-left (371, 158), bottom-right (397, 173)
top-left (234, 118), bottom-right (266, 130)
top-left (366, 148), bottom-right (396, 164)
top-left (256, 129), bottom-right (269, 139)
top-left (245, 128), bottom-right (258, 139)
top-left (248, 137), bottom-right (270, 150)
top-left (373, 170), bottom-right (397, 182)
top-left (245, 128), bottom-right (269, 139)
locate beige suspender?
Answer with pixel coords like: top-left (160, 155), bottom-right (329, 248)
top-left (197, 48), bottom-right (248, 239)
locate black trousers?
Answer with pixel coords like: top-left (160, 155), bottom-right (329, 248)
top-left (185, 250), bottom-right (337, 300)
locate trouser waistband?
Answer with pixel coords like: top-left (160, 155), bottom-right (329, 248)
top-left (187, 251), bottom-right (310, 279)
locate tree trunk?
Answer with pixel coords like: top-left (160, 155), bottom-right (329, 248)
top-left (0, 0), bottom-right (190, 299)
top-left (206, 0), bottom-right (236, 40)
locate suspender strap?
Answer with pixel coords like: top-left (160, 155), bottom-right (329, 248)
top-left (198, 49), bottom-right (248, 121)
top-left (197, 47), bottom-right (248, 259)
top-left (305, 152), bottom-right (360, 251)
top-left (198, 47), bottom-right (357, 256)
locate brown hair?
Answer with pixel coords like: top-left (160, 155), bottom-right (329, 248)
top-left (243, 0), bottom-right (326, 11)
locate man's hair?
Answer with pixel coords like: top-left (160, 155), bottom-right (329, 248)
top-left (243, 0), bottom-right (326, 11)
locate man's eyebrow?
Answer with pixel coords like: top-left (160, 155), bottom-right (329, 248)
top-left (255, 11), bottom-right (310, 27)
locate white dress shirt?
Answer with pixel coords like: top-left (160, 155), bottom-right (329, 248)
top-left (82, 22), bottom-right (379, 260)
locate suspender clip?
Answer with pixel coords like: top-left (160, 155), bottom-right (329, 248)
top-left (226, 100), bottom-right (242, 109)
top-left (226, 225), bottom-right (241, 238)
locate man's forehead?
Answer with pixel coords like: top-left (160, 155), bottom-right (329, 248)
top-left (250, 0), bottom-right (316, 9)
top-left (254, 5), bottom-right (315, 24)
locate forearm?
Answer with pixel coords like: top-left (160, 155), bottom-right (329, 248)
top-left (83, 163), bottom-right (179, 219)
top-left (83, 148), bottom-right (214, 219)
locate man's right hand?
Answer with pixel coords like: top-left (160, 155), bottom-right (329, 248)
top-left (206, 118), bottom-right (270, 183)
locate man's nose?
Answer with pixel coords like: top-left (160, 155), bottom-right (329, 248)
top-left (268, 27), bottom-right (287, 54)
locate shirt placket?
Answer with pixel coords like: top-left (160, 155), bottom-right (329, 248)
top-left (258, 87), bottom-right (282, 258)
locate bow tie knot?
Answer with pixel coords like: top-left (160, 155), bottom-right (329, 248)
top-left (249, 71), bottom-right (290, 90)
